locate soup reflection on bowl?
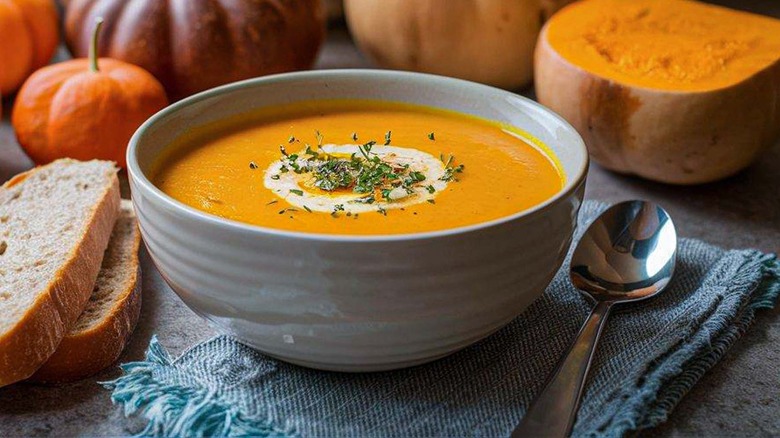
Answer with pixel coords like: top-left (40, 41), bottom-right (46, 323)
top-left (127, 70), bottom-right (588, 371)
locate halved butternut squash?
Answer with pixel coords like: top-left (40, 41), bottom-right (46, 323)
top-left (535, 0), bottom-right (780, 184)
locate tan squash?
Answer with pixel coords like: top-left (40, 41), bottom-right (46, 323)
top-left (535, 0), bottom-right (780, 184)
top-left (344, 0), bottom-right (574, 90)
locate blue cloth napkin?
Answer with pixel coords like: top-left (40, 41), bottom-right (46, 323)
top-left (104, 201), bottom-right (780, 437)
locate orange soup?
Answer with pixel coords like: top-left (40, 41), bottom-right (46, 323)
top-left (153, 100), bottom-right (564, 235)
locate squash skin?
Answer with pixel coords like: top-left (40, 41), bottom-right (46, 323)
top-left (0, 0), bottom-right (59, 95)
top-left (11, 58), bottom-right (168, 168)
top-left (64, 0), bottom-right (325, 100)
top-left (345, 0), bottom-right (546, 90)
top-left (535, 25), bottom-right (780, 184)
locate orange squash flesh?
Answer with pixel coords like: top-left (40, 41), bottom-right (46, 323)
top-left (547, 0), bottom-right (780, 91)
top-left (153, 100), bottom-right (564, 235)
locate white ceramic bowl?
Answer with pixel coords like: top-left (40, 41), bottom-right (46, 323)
top-left (127, 70), bottom-right (588, 371)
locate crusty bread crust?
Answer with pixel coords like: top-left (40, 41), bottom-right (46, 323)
top-left (31, 269), bottom-right (141, 383)
top-left (0, 161), bottom-right (120, 387)
top-left (31, 211), bottom-right (142, 383)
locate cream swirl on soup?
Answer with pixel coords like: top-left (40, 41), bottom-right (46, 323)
top-left (263, 144), bottom-right (451, 215)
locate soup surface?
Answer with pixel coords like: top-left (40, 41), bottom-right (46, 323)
top-left (153, 100), bottom-right (563, 235)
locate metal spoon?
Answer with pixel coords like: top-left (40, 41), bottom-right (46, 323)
top-left (512, 200), bottom-right (677, 438)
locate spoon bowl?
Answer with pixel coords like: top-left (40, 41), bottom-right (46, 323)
top-left (570, 200), bottom-right (677, 302)
top-left (513, 200), bottom-right (677, 437)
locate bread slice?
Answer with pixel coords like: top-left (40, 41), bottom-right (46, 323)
top-left (30, 201), bottom-right (142, 383)
top-left (0, 159), bottom-right (120, 387)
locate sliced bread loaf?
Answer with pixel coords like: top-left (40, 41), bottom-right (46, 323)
top-left (31, 200), bottom-right (142, 383)
top-left (0, 159), bottom-right (120, 387)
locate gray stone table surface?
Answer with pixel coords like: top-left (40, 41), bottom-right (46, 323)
top-left (1, 6), bottom-right (779, 437)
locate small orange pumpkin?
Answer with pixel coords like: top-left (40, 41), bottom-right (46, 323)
top-left (12, 19), bottom-right (168, 168)
top-left (0, 0), bottom-right (59, 95)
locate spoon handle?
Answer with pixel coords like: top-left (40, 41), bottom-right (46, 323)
top-left (512, 301), bottom-right (613, 438)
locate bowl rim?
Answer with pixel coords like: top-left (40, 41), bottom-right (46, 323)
top-left (127, 69), bottom-right (589, 242)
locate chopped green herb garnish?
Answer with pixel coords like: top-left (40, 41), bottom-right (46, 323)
top-left (304, 205), bottom-right (312, 213)
top-left (278, 208), bottom-right (299, 214)
top-left (409, 171), bottom-right (425, 182)
top-left (439, 154), bottom-right (464, 182)
top-left (357, 140), bottom-right (376, 161)
top-left (331, 204), bottom-right (345, 217)
top-left (441, 165), bottom-right (464, 182)
top-left (306, 138), bottom-right (424, 199)
top-left (271, 175), bottom-right (280, 180)
top-left (353, 195), bottom-right (376, 204)
top-left (380, 188), bottom-right (393, 202)
top-left (249, 161), bottom-right (258, 169)
top-left (268, 136), bottom-right (465, 216)
top-left (428, 132), bottom-right (435, 141)
top-left (315, 130), bottom-right (324, 147)
top-left (427, 199), bottom-right (436, 204)
top-left (266, 200), bottom-right (278, 205)
top-left (288, 135), bottom-right (297, 143)
top-left (444, 154), bottom-right (454, 167)
top-left (351, 132), bottom-right (358, 141)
